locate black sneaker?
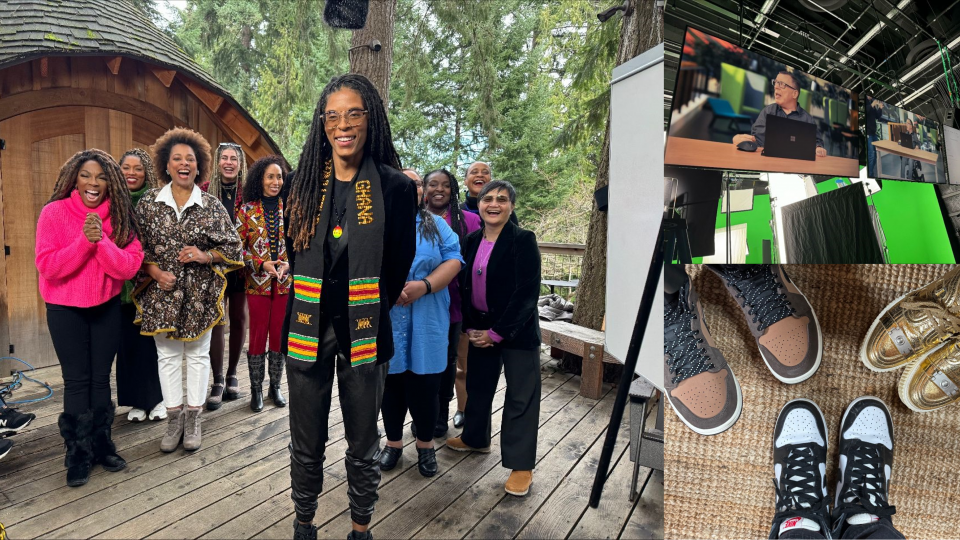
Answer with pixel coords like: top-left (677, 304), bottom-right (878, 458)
top-left (832, 397), bottom-right (896, 537)
top-left (663, 276), bottom-right (742, 436)
top-left (0, 438), bottom-right (12, 461)
top-left (0, 407), bottom-right (35, 435)
top-left (707, 265), bottom-right (822, 384)
top-left (769, 399), bottom-right (831, 539)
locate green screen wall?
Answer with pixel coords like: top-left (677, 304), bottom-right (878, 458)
top-left (691, 194), bottom-right (773, 264)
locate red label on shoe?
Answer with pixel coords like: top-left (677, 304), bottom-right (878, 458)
top-left (783, 518), bottom-right (802, 529)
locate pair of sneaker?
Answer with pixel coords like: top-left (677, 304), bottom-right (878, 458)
top-left (127, 402), bottom-right (168, 422)
top-left (664, 265), bottom-right (823, 435)
top-left (0, 406), bottom-right (37, 461)
top-left (770, 397), bottom-right (899, 540)
top-left (861, 266), bottom-right (960, 412)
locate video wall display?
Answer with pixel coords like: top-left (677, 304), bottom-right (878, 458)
top-left (665, 27), bottom-right (860, 177)
top-left (865, 95), bottom-right (946, 184)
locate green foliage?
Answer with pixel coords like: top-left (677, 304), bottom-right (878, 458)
top-left (166, 0), bottom-right (621, 243)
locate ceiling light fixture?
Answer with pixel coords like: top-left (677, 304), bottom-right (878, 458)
top-left (899, 33), bottom-right (960, 83)
top-left (840, 0), bottom-right (911, 64)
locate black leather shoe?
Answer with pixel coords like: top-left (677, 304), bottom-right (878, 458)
top-left (347, 530), bottom-right (372, 540)
top-left (250, 385), bottom-right (264, 412)
top-left (269, 383), bottom-right (287, 408)
top-left (379, 446), bottom-right (402, 471)
top-left (417, 446), bottom-right (438, 477)
top-left (453, 410), bottom-right (465, 428)
top-left (293, 518), bottom-right (317, 540)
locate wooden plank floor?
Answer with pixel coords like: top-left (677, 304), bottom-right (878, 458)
top-left (0, 353), bottom-right (662, 539)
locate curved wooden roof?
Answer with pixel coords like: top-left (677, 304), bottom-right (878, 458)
top-left (0, 0), bottom-right (283, 160)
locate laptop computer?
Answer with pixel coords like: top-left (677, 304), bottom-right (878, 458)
top-left (899, 131), bottom-right (915, 149)
top-left (761, 114), bottom-right (818, 161)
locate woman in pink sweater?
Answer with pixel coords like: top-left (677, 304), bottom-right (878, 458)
top-left (35, 149), bottom-right (144, 488)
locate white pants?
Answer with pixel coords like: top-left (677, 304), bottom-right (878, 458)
top-left (154, 331), bottom-right (213, 408)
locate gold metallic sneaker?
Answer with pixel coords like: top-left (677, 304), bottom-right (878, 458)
top-left (897, 340), bottom-right (960, 412)
top-left (861, 266), bottom-right (960, 372)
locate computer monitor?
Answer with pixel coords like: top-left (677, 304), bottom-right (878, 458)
top-left (865, 95), bottom-right (946, 183)
top-left (665, 26), bottom-right (860, 177)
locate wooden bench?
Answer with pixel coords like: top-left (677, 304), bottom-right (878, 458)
top-left (539, 319), bottom-right (619, 399)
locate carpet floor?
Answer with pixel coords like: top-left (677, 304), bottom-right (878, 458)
top-left (665, 264), bottom-right (960, 539)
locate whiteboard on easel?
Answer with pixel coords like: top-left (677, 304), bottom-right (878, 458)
top-left (605, 44), bottom-right (664, 390)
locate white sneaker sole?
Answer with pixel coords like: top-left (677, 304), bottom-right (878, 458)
top-left (0, 444), bottom-right (10, 461)
top-left (666, 363), bottom-right (743, 437)
top-left (0, 416), bottom-right (32, 435)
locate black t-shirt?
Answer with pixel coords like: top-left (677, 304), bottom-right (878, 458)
top-left (325, 174), bottom-right (358, 269)
top-left (220, 181), bottom-right (238, 223)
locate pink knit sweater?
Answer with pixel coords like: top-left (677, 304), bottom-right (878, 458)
top-left (36, 190), bottom-right (144, 307)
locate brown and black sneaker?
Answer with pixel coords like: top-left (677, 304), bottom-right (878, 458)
top-left (664, 276), bottom-right (742, 436)
top-left (707, 265), bottom-right (822, 385)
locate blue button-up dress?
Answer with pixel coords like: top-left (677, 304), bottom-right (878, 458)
top-left (388, 213), bottom-right (464, 375)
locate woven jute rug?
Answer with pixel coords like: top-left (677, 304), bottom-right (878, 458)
top-left (664, 265), bottom-right (960, 539)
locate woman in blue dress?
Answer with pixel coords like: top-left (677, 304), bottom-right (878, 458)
top-left (379, 172), bottom-right (464, 477)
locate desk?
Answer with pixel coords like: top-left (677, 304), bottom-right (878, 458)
top-left (871, 139), bottom-right (938, 180)
top-left (665, 137), bottom-right (859, 176)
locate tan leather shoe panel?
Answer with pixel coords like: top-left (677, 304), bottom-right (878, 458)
top-left (759, 316), bottom-right (809, 367)
top-left (670, 369), bottom-right (728, 418)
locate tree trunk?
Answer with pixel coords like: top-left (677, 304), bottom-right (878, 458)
top-left (563, 0), bottom-right (663, 379)
top-left (349, 0), bottom-right (397, 105)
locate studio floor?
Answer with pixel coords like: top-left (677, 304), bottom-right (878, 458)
top-left (665, 264), bottom-right (960, 539)
top-left (0, 351), bottom-right (662, 539)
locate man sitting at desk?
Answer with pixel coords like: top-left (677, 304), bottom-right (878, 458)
top-left (732, 71), bottom-right (827, 158)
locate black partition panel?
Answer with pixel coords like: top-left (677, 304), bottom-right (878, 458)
top-left (781, 184), bottom-right (883, 263)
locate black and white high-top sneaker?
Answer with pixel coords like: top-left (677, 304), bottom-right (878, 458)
top-left (832, 397), bottom-right (896, 538)
top-left (769, 399), bottom-right (831, 539)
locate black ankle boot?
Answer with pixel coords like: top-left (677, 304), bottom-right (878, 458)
top-left (59, 411), bottom-right (94, 487)
top-left (434, 401), bottom-right (449, 438)
top-left (347, 529), bottom-right (372, 540)
top-left (417, 446), bottom-right (438, 477)
top-left (250, 385), bottom-right (264, 412)
top-left (92, 403), bottom-right (125, 472)
top-left (379, 446), bottom-right (402, 471)
top-left (293, 518), bottom-right (317, 540)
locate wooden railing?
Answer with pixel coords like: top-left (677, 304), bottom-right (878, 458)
top-left (538, 242), bottom-right (585, 300)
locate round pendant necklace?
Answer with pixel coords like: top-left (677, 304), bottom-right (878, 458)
top-left (476, 236), bottom-right (493, 275)
top-left (331, 181), bottom-right (347, 239)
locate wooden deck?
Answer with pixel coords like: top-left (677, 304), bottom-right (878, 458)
top-left (0, 353), bottom-right (662, 539)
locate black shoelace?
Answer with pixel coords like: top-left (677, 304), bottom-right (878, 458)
top-left (834, 442), bottom-right (896, 523)
top-left (664, 284), bottom-right (714, 384)
top-left (719, 266), bottom-right (795, 332)
top-left (770, 445), bottom-right (830, 538)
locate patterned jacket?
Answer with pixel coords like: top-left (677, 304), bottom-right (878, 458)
top-left (236, 200), bottom-right (291, 295)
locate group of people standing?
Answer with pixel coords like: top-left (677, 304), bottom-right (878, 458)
top-left (30, 73), bottom-right (544, 540)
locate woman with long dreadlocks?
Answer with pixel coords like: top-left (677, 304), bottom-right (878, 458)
top-left (201, 142), bottom-right (249, 410)
top-left (378, 169), bottom-right (463, 477)
top-left (282, 73), bottom-right (417, 540)
top-left (134, 128), bottom-right (243, 454)
top-left (116, 148), bottom-right (166, 424)
top-left (36, 149), bottom-right (144, 487)
top-left (422, 169), bottom-right (480, 435)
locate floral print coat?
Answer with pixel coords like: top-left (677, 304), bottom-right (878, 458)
top-left (133, 188), bottom-right (244, 341)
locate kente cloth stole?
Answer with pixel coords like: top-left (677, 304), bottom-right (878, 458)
top-left (286, 155), bottom-right (385, 368)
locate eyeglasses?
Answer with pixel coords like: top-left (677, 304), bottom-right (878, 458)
top-left (324, 109), bottom-right (369, 127)
top-left (771, 79), bottom-right (797, 91)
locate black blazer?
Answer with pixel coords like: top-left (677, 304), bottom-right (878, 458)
top-left (282, 163), bottom-right (418, 365)
top-left (460, 220), bottom-right (541, 350)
